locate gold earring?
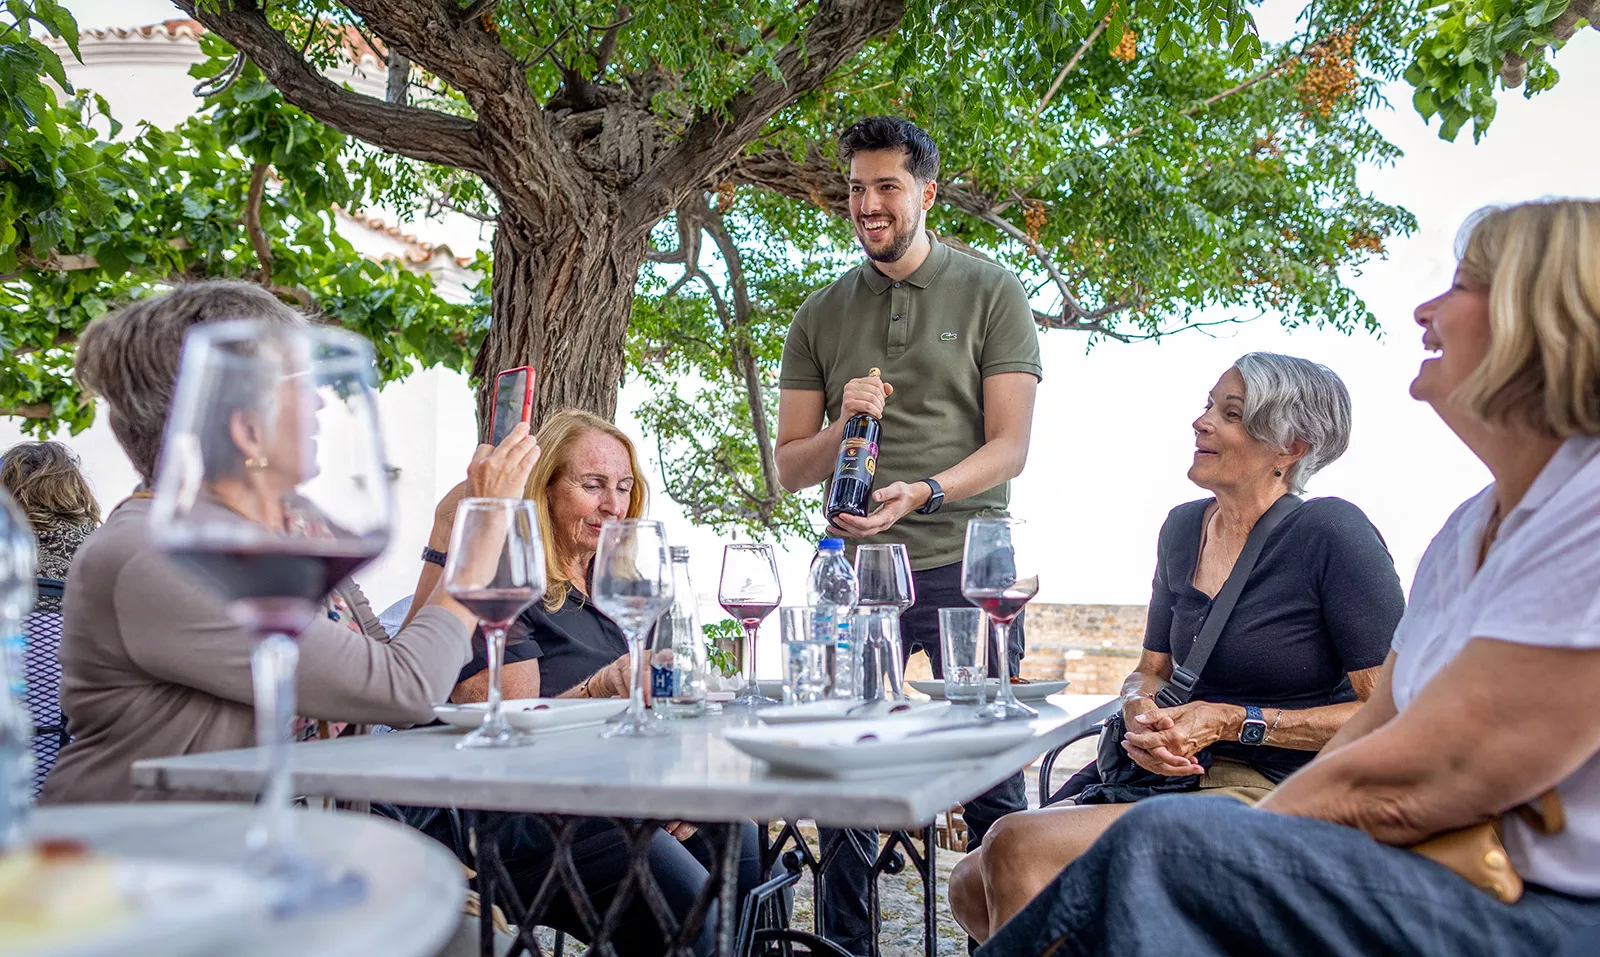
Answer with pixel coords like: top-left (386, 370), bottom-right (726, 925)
top-left (245, 457), bottom-right (270, 470)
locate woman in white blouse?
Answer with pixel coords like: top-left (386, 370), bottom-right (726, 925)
top-left (972, 199), bottom-right (1600, 956)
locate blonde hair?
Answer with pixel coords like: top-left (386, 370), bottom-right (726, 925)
top-left (1453, 200), bottom-right (1600, 437)
top-left (525, 410), bottom-right (649, 610)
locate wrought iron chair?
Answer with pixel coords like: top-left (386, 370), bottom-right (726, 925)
top-left (22, 576), bottom-right (69, 796)
top-left (1036, 721), bottom-right (1106, 807)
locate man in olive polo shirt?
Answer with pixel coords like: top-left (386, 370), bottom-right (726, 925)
top-left (776, 115), bottom-right (1040, 955)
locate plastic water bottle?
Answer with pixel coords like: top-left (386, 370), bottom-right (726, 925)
top-left (806, 539), bottom-right (859, 698)
top-left (0, 489), bottom-right (37, 850)
top-left (651, 547), bottom-right (708, 718)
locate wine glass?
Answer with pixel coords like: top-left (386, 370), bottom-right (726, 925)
top-left (592, 520), bottom-right (674, 738)
top-left (443, 498), bottom-right (545, 749)
top-left (718, 543), bottom-right (782, 709)
top-left (961, 517), bottom-right (1040, 720)
top-left (149, 319), bottom-right (389, 911)
top-left (855, 543), bottom-right (914, 611)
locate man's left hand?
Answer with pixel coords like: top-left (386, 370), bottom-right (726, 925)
top-left (1121, 701), bottom-right (1236, 771)
top-left (829, 481), bottom-right (929, 539)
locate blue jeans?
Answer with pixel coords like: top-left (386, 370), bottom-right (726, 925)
top-left (979, 795), bottom-right (1600, 957)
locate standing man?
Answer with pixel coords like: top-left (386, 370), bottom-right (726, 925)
top-left (776, 116), bottom-right (1041, 954)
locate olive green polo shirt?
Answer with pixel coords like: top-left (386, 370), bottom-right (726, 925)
top-left (780, 233), bottom-right (1042, 570)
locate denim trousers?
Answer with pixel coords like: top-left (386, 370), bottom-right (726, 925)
top-left (978, 794), bottom-right (1600, 957)
top-left (820, 561), bottom-right (1029, 955)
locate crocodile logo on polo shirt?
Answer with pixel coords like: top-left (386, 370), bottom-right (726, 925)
top-left (940, 332), bottom-right (959, 341)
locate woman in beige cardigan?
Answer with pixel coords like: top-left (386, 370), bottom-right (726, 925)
top-left (40, 280), bottom-right (539, 804)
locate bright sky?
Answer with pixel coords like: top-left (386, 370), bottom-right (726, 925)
top-left (52, 0), bottom-right (1600, 609)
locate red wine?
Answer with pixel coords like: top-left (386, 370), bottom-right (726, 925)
top-left (825, 368), bottom-right (883, 521)
top-left (448, 587), bottom-right (538, 627)
top-left (720, 601), bottom-right (777, 628)
top-left (165, 536), bottom-right (385, 634)
top-left (965, 577), bottom-right (1040, 624)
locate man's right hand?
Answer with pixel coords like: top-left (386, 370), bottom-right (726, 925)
top-left (841, 375), bottom-right (893, 420)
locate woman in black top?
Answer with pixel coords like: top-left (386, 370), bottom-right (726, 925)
top-left (407, 410), bottom-right (764, 957)
top-left (951, 353), bottom-right (1405, 943)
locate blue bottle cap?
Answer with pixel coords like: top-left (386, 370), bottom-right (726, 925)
top-left (819, 538), bottom-right (845, 551)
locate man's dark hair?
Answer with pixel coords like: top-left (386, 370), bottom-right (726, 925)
top-left (838, 116), bottom-right (940, 182)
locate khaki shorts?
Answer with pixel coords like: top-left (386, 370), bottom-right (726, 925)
top-left (1193, 758), bottom-right (1276, 805)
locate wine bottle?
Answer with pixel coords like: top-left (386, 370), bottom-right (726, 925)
top-left (825, 368), bottom-right (883, 521)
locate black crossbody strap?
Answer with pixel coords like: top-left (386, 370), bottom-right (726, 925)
top-left (1155, 494), bottom-right (1304, 708)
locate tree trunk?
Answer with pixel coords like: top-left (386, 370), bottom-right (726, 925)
top-left (472, 203), bottom-right (646, 439)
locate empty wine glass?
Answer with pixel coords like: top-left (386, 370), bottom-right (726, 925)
top-left (443, 498), bottom-right (545, 749)
top-left (718, 543), bottom-right (782, 709)
top-left (593, 520), bottom-right (674, 738)
top-left (855, 543), bottom-right (915, 611)
top-left (149, 319), bottom-right (389, 911)
top-left (961, 517), bottom-right (1040, 720)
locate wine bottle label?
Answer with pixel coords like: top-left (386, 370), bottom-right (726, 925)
top-left (835, 437), bottom-right (878, 480)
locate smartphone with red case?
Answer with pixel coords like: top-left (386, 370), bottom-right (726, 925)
top-left (489, 366), bottom-right (536, 446)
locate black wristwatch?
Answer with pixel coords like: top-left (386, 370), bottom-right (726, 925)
top-left (1238, 705), bottom-right (1268, 746)
top-left (913, 478), bottom-right (945, 515)
top-left (421, 546), bottom-right (448, 567)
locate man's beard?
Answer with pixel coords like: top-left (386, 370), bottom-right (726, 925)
top-left (857, 216), bottom-right (919, 263)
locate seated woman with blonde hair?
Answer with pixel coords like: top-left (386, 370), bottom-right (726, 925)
top-left (974, 199), bottom-right (1600, 957)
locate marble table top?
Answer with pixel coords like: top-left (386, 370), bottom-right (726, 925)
top-left (132, 695), bottom-right (1118, 829)
top-left (27, 803), bottom-right (464, 957)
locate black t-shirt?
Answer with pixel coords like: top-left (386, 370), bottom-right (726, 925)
top-left (458, 587), bottom-right (627, 697)
top-left (1145, 497), bottom-right (1404, 781)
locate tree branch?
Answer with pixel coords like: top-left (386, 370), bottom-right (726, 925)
top-left (385, 48), bottom-right (412, 104)
top-left (1036, 19), bottom-right (1106, 119)
top-left (174, 0), bottom-right (490, 176)
top-left (622, 0), bottom-right (905, 234)
top-left (592, 4), bottom-right (630, 74)
top-left (1102, 49), bottom-right (1301, 148)
top-left (245, 162), bottom-right (273, 284)
top-left (0, 404), bottom-right (50, 419)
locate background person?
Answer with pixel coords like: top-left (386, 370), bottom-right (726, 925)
top-left (39, 280), bottom-right (532, 804)
top-left (976, 200), bottom-right (1600, 957)
top-left (0, 440), bottom-right (101, 608)
top-left (950, 353), bottom-right (1404, 941)
top-left (775, 115), bottom-right (1040, 954)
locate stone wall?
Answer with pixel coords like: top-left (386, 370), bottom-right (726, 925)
top-left (904, 603), bottom-right (1148, 695)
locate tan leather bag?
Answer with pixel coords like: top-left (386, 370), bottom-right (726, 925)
top-left (1409, 791), bottom-right (1565, 904)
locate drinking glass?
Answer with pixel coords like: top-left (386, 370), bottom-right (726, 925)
top-left (778, 606), bottom-right (834, 705)
top-left (938, 607), bottom-right (989, 710)
top-left (855, 543), bottom-right (915, 612)
top-left (443, 499), bottom-right (545, 749)
top-left (718, 543), bottom-right (782, 709)
top-left (593, 520), bottom-right (674, 738)
top-left (852, 607), bottom-right (906, 710)
top-left (961, 517), bottom-right (1040, 720)
top-left (149, 320), bottom-right (388, 911)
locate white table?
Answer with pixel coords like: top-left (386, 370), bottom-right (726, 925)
top-left (130, 695), bottom-right (1117, 828)
top-left (27, 803), bottom-right (465, 957)
top-left (130, 694), bottom-right (1117, 957)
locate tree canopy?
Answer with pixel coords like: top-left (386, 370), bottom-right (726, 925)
top-left (2, 0), bottom-right (1589, 540)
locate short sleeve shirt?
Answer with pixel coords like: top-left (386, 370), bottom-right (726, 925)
top-left (779, 233), bottom-right (1041, 570)
top-left (458, 588), bottom-right (627, 698)
top-left (1388, 436), bottom-right (1600, 895)
top-left (1145, 497), bottom-right (1404, 781)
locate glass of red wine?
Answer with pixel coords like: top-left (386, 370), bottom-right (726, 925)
top-left (149, 319), bottom-right (389, 911)
top-left (718, 543), bottom-right (782, 710)
top-left (442, 498), bottom-right (546, 749)
top-left (593, 519), bottom-right (675, 738)
top-left (961, 517), bottom-right (1040, 720)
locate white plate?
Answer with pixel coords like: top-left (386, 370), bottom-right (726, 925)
top-left (724, 717), bottom-right (1037, 776)
top-left (758, 699), bottom-right (944, 725)
top-left (10, 858), bottom-right (270, 957)
top-left (907, 679), bottom-right (1070, 702)
top-left (433, 698), bottom-right (626, 732)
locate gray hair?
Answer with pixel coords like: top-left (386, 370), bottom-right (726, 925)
top-left (1231, 352), bottom-right (1352, 493)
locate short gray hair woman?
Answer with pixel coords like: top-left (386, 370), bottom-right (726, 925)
top-left (951, 351), bottom-right (1404, 943)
